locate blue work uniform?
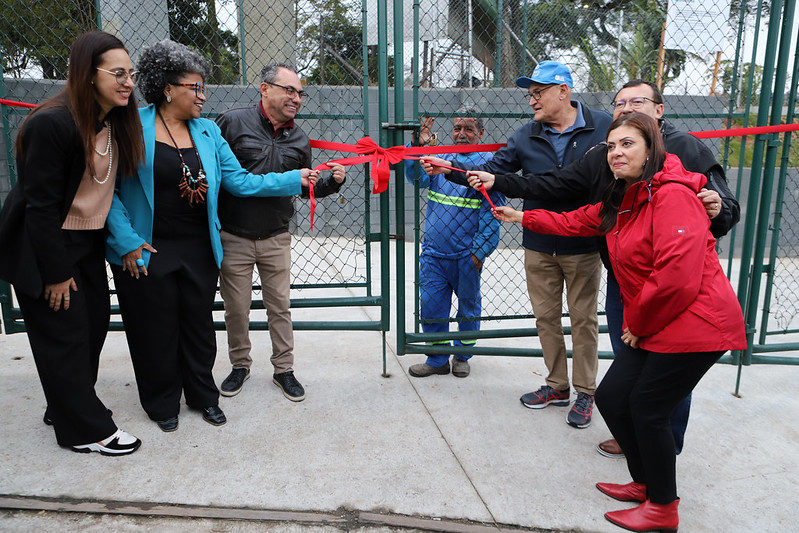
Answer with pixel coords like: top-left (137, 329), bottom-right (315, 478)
top-left (404, 149), bottom-right (506, 367)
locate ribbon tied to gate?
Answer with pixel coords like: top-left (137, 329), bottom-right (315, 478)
top-left (313, 136), bottom-right (408, 194)
top-left (4, 96), bottom-right (799, 228)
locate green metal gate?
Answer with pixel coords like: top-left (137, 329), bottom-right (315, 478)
top-left (0, 0), bottom-right (392, 371)
top-left (391, 0), bottom-right (799, 392)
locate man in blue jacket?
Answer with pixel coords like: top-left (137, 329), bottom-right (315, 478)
top-left (423, 62), bottom-right (612, 428)
top-left (404, 109), bottom-right (505, 378)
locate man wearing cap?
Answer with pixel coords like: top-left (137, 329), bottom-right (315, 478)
top-left (464, 79), bottom-right (740, 458)
top-left (423, 60), bottom-right (612, 429)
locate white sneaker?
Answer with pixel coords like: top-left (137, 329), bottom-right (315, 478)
top-left (71, 429), bottom-right (142, 456)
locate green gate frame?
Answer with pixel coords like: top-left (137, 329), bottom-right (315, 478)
top-left (394, 0), bottom-right (799, 388)
top-left (0, 0), bottom-right (394, 375)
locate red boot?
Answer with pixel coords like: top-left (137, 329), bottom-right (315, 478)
top-left (605, 499), bottom-right (679, 532)
top-left (596, 481), bottom-right (647, 502)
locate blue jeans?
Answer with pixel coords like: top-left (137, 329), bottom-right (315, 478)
top-left (605, 275), bottom-right (691, 454)
top-left (419, 253), bottom-right (481, 367)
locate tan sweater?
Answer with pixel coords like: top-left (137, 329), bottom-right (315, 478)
top-left (62, 130), bottom-right (118, 230)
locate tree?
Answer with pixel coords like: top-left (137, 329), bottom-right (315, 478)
top-left (719, 61), bottom-right (763, 106)
top-left (509, 0), bottom-right (685, 90)
top-left (297, 0), bottom-right (389, 86)
top-left (168, 0), bottom-right (240, 84)
top-left (0, 0), bottom-right (96, 79)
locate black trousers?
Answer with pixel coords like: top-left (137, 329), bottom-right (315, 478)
top-left (111, 243), bottom-right (219, 421)
top-left (15, 229), bottom-right (116, 446)
top-left (595, 346), bottom-right (722, 504)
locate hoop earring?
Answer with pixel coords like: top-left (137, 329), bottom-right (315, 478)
top-left (166, 95), bottom-right (172, 103)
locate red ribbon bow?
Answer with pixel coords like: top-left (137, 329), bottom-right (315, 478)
top-left (354, 137), bottom-right (407, 194)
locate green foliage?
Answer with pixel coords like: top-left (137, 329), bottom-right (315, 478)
top-left (515, 0), bottom-right (686, 90)
top-left (723, 115), bottom-right (799, 168)
top-left (298, 0), bottom-right (390, 86)
top-left (719, 61), bottom-right (763, 105)
top-left (0, 0), bottom-right (96, 79)
top-left (168, 0), bottom-right (240, 84)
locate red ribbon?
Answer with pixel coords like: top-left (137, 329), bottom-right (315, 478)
top-left (0, 98), bottom-right (37, 109)
top-left (690, 122), bottom-right (799, 139)
top-left (407, 157), bottom-right (497, 209)
top-left (309, 181), bottom-right (315, 231)
top-left (4, 96), bottom-right (796, 227)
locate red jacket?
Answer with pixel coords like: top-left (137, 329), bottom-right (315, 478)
top-left (523, 153), bottom-right (747, 353)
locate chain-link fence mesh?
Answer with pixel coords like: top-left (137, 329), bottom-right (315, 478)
top-left (0, 0), bottom-right (373, 322)
top-left (399, 0), bottom-right (777, 345)
top-left (766, 134), bottom-right (799, 336)
top-left (1, 0), bottom-right (798, 354)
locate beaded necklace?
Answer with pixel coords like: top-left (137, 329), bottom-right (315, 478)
top-left (158, 111), bottom-right (208, 205)
top-left (93, 122), bottom-right (113, 185)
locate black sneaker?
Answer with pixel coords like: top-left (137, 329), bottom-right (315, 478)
top-left (220, 368), bottom-right (250, 397)
top-left (566, 392), bottom-right (594, 429)
top-left (273, 371), bottom-right (306, 402)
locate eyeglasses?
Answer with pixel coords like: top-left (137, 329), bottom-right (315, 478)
top-left (611, 96), bottom-right (659, 110)
top-left (525, 85), bottom-right (556, 101)
top-left (175, 82), bottom-right (207, 98)
top-left (266, 81), bottom-right (308, 100)
top-left (96, 68), bottom-right (138, 85)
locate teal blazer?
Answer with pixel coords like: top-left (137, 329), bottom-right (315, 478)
top-left (106, 105), bottom-right (301, 268)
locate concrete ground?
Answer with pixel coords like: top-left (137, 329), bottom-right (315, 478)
top-left (1, 245), bottom-right (798, 532)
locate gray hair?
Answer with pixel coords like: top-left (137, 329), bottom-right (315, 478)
top-left (260, 63), bottom-right (298, 84)
top-left (137, 40), bottom-right (211, 107)
top-left (455, 106), bottom-right (483, 132)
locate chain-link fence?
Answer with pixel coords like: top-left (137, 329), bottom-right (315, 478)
top-left (0, 0), bottom-right (382, 336)
top-left (2, 0), bottom-right (799, 368)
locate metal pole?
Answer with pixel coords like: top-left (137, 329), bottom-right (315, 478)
top-left (495, 0), bottom-right (503, 86)
top-left (377, 0), bottom-right (392, 370)
top-left (522, 0), bottom-right (528, 76)
top-left (615, 10), bottom-right (623, 83)
top-left (393, 0), bottom-right (406, 357)
top-left (237, 0), bottom-right (248, 85)
top-left (736, 0), bottom-right (785, 375)
top-left (468, 0), bottom-right (473, 86)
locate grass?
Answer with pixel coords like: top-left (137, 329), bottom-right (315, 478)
top-left (719, 117), bottom-right (799, 167)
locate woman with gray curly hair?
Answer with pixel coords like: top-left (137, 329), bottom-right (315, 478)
top-left (106, 40), bottom-right (317, 433)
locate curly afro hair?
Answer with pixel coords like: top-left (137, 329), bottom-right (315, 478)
top-left (137, 40), bottom-right (210, 107)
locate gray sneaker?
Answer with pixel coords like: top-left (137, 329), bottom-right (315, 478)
top-left (451, 358), bottom-right (470, 378)
top-left (408, 362), bottom-right (450, 377)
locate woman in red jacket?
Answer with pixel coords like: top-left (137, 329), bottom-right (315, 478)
top-left (485, 112), bottom-right (746, 533)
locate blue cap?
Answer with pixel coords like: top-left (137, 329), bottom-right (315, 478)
top-left (515, 61), bottom-right (573, 88)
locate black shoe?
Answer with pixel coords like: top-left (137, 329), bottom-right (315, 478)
top-left (156, 416), bottom-right (179, 432)
top-left (220, 367), bottom-right (250, 397)
top-left (273, 371), bottom-right (306, 402)
top-left (202, 406), bottom-right (227, 426)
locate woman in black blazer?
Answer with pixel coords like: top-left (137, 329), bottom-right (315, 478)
top-left (0, 31), bottom-right (144, 455)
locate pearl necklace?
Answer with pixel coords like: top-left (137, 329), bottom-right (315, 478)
top-left (93, 122), bottom-right (113, 185)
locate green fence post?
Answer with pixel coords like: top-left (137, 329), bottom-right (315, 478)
top-left (754, 0), bottom-right (799, 352)
top-left (392, 0), bottom-right (407, 361)
top-left (377, 0), bottom-right (392, 375)
top-left (736, 0), bottom-right (787, 383)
